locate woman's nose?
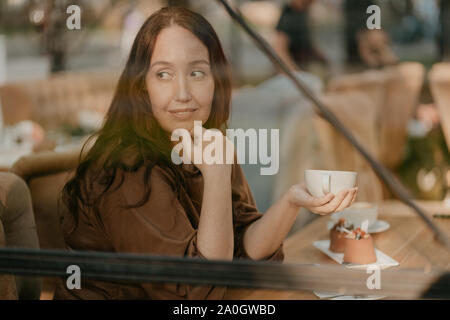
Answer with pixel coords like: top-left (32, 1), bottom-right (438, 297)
top-left (175, 75), bottom-right (192, 102)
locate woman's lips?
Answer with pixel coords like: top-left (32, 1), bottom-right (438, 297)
top-left (168, 108), bottom-right (198, 120)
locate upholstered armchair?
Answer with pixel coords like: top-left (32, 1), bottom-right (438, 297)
top-left (10, 149), bottom-right (81, 299)
top-left (0, 70), bottom-right (118, 129)
top-left (11, 149), bottom-right (81, 250)
top-left (0, 172), bottom-right (41, 299)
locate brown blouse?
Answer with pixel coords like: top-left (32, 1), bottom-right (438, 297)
top-left (53, 162), bottom-right (284, 300)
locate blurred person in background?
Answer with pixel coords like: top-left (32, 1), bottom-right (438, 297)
top-left (357, 29), bottom-right (398, 69)
top-left (344, 0), bottom-right (397, 69)
top-left (273, 0), bottom-right (328, 72)
top-left (344, 0), bottom-right (374, 66)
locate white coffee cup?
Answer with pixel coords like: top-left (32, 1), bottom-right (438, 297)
top-left (331, 202), bottom-right (378, 228)
top-left (304, 169), bottom-right (357, 197)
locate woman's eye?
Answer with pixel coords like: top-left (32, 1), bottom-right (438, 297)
top-left (156, 71), bottom-right (172, 80)
top-left (191, 70), bottom-right (205, 78)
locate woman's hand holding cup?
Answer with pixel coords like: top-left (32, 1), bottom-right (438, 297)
top-left (287, 170), bottom-right (359, 215)
top-left (287, 184), bottom-right (358, 215)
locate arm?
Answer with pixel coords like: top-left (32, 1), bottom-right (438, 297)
top-left (188, 126), bottom-right (234, 261)
top-left (243, 185), bottom-right (358, 260)
top-left (197, 172), bottom-right (234, 260)
top-left (273, 31), bottom-right (301, 71)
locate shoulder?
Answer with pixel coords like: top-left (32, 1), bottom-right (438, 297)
top-left (89, 163), bottom-right (178, 208)
top-left (121, 163), bottom-right (178, 194)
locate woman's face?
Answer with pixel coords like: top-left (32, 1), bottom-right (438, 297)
top-left (146, 25), bottom-right (215, 134)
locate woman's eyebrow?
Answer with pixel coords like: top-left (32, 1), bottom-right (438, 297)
top-left (150, 61), bottom-right (172, 68)
top-left (150, 60), bottom-right (210, 68)
top-left (189, 60), bottom-right (210, 66)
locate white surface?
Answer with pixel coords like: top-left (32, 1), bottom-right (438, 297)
top-left (327, 220), bottom-right (390, 234)
top-left (330, 202), bottom-right (378, 227)
top-left (331, 294), bottom-right (385, 300)
top-left (312, 240), bottom-right (399, 270)
top-left (312, 239), bottom-right (398, 299)
top-left (313, 291), bottom-right (386, 300)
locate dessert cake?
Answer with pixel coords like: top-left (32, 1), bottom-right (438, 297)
top-left (329, 218), bottom-right (353, 253)
top-left (343, 228), bottom-right (377, 264)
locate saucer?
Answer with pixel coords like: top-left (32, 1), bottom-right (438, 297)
top-left (369, 220), bottom-right (390, 233)
top-left (327, 220), bottom-right (390, 233)
top-left (312, 240), bottom-right (399, 270)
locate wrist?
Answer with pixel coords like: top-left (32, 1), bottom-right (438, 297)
top-left (203, 171), bottom-right (231, 185)
top-left (286, 185), bottom-right (303, 209)
top-left (202, 166), bottom-right (232, 182)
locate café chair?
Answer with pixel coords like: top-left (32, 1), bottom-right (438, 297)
top-left (0, 70), bottom-right (117, 130)
top-left (0, 172), bottom-right (41, 299)
top-left (327, 66), bottom-right (387, 104)
top-left (379, 62), bottom-right (425, 170)
top-left (327, 62), bottom-right (424, 171)
top-left (315, 90), bottom-right (384, 203)
top-left (0, 223), bottom-right (17, 299)
top-left (429, 62), bottom-right (450, 153)
top-left (11, 149), bottom-right (82, 299)
top-left (11, 149), bottom-right (81, 250)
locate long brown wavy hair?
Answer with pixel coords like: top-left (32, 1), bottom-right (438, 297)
top-left (62, 7), bottom-right (232, 231)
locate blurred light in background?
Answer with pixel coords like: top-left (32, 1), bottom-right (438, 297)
top-left (29, 8), bottom-right (45, 25)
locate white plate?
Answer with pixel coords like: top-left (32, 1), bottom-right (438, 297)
top-left (313, 291), bottom-right (386, 300)
top-left (326, 220), bottom-right (390, 233)
top-left (369, 220), bottom-right (390, 233)
top-left (312, 240), bottom-right (398, 299)
top-left (312, 240), bottom-right (399, 270)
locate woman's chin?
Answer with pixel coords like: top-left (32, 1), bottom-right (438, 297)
top-left (181, 119), bottom-right (205, 129)
top-left (165, 120), bottom-right (204, 135)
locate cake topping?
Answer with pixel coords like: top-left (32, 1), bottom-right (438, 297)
top-left (345, 227), bottom-right (370, 240)
top-left (332, 218), bottom-right (354, 234)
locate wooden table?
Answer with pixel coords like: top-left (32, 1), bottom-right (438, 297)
top-left (225, 200), bottom-right (450, 299)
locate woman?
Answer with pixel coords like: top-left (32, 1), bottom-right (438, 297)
top-left (54, 7), bottom-right (357, 300)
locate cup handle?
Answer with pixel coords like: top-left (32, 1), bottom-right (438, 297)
top-left (322, 174), bottom-right (330, 195)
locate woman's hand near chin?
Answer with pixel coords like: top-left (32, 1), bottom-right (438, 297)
top-left (287, 184), bottom-right (358, 215)
top-left (188, 126), bottom-right (234, 181)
